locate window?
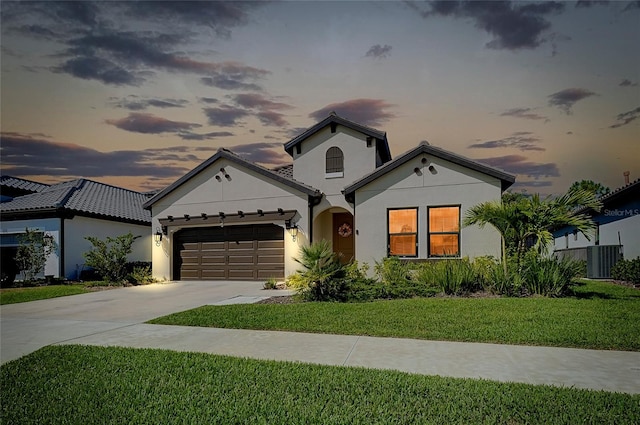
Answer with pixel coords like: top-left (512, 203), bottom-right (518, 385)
top-left (388, 208), bottom-right (418, 257)
top-left (428, 206), bottom-right (460, 257)
top-left (325, 147), bottom-right (344, 177)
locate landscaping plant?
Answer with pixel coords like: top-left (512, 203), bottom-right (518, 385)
top-left (83, 232), bottom-right (139, 284)
top-left (14, 228), bottom-right (58, 284)
top-left (293, 240), bottom-right (347, 301)
top-left (611, 257), bottom-right (640, 285)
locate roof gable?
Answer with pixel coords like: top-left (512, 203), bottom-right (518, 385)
top-left (0, 179), bottom-right (151, 224)
top-left (343, 142), bottom-right (516, 198)
top-left (1, 175), bottom-right (50, 196)
top-left (143, 148), bottom-right (321, 209)
top-left (284, 113), bottom-right (392, 162)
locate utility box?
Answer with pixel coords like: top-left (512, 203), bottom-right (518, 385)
top-left (586, 245), bottom-right (622, 279)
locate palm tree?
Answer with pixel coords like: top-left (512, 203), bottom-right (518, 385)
top-left (463, 189), bottom-right (602, 271)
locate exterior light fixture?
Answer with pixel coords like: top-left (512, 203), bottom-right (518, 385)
top-left (167, 215), bottom-right (173, 222)
top-left (290, 225), bottom-right (298, 242)
top-left (257, 209), bottom-right (264, 216)
top-left (278, 208), bottom-right (284, 215)
top-left (154, 228), bottom-right (163, 245)
top-left (201, 213), bottom-right (208, 219)
top-left (219, 212), bottom-right (225, 228)
top-left (238, 210), bottom-right (244, 217)
top-left (184, 214), bottom-right (190, 221)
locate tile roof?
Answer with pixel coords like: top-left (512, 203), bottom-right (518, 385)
top-left (0, 178), bottom-right (151, 224)
top-left (272, 164), bottom-right (293, 179)
top-left (0, 175), bottom-right (50, 194)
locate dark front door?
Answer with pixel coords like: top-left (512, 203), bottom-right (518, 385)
top-left (174, 224), bottom-right (284, 281)
top-left (333, 212), bottom-right (354, 264)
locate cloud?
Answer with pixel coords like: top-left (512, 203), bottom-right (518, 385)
top-left (476, 155), bottom-right (559, 178)
top-left (200, 75), bottom-right (263, 91)
top-left (310, 99), bottom-right (396, 127)
top-left (608, 106), bottom-right (640, 129)
top-left (4, 3), bottom-right (269, 88)
top-left (105, 113), bottom-right (201, 134)
top-left (469, 132), bottom-right (545, 152)
top-left (408, 0), bottom-right (565, 50)
top-left (0, 132), bottom-right (195, 179)
top-left (511, 180), bottom-right (553, 188)
top-left (198, 97), bottom-right (219, 104)
top-left (575, 1), bottom-right (610, 8)
top-left (619, 79), bottom-right (638, 87)
top-left (500, 107), bottom-right (548, 121)
top-left (547, 88), bottom-right (597, 114)
top-left (109, 96), bottom-right (189, 111)
top-left (256, 111), bottom-right (288, 127)
top-left (230, 143), bottom-right (290, 166)
top-left (177, 131), bottom-right (234, 141)
top-left (365, 44), bottom-right (392, 59)
top-left (230, 93), bottom-right (293, 111)
top-left (203, 106), bottom-right (250, 126)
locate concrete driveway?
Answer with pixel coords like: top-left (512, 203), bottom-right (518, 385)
top-left (0, 281), bottom-right (279, 364)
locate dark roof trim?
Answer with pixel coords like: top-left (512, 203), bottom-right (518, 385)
top-left (143, 148), bottom-right (321, 209)
top-left (0, 208), bottom-right (150, 226)
top-left (159, 209), bottom-right (297, 227)
top-left (343, 142), bottom-right (516, 198)
top-left (284, 114), bottom-right (391, 162)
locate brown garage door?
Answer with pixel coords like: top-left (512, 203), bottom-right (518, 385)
top-left (174, 224), bottom-right (284, 281)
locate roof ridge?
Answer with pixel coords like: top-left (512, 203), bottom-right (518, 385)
top-left (55, 179), bottom-right (86, 208)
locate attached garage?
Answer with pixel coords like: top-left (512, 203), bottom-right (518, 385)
top-left (174, 224), bottom-right (284, 281)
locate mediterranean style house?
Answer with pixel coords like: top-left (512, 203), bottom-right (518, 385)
top-left (0, 176), bottom-right (151, 282)
top-left (143, 113), bottom-right (515, 281)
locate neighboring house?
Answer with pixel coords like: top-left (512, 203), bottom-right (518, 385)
top-left (1, 177), bottom-right (152, 281)
top-left (144, 113), bottom-right (515, 281)
top-left (553, 179), bottom-right (640, 260)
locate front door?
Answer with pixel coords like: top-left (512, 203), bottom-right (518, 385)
top-left (333, 213), bottom-right (354, 264)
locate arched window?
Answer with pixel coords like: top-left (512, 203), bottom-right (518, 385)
top-left (326, 147), bottom-right (344, 175)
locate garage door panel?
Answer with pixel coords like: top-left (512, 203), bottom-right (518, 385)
top-left (175, 224), bottom-right (285, 281)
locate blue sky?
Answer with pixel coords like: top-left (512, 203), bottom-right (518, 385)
top-left (1, 1), bottom-right (638, 194)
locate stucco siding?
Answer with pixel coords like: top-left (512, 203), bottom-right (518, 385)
top-left (65, 216), bottom-right (150, 280)
top-left (0, 218), bottom-right (61, 278)
top-left (292, 126), bottom-right (378, 197)
top-left (353, 153), bottom-right (503, 266)
top-left (150, 158), bottom-right (309, 280)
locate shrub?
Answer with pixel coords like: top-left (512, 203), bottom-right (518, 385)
top-left (293, 241), bottom-right (346, 302)
top-left (263, 277), bottom-right (278, 290)
top-left (415, 259), bottom-right (480, 295)
top-left (611, 257), bottom-right (640, 284)
top-left (483, 260), bottom-right (522, 296)
top-left (84, 233), bottom-right (139, 283)
top-left (15, 229), bottom-right (57, 284)
top-left (520, 253), bottom-right (581, 297)
top-left (374, 257), bottom-right (413, 286)
top-left (128, 265), bottom-right (155, 285)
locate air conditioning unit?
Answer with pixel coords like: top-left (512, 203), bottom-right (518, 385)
top-left (586, 245), bottom-right (622, 279)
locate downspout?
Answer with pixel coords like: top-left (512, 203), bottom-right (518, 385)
top-left (59, 217), bottom-right (65, 279)
top-left (308, 192), bottom-right (323, 243)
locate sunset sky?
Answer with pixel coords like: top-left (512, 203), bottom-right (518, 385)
top-left (1, 1), bottom-right (638, 195)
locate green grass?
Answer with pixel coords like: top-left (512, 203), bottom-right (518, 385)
top-left (2, 345), bottom-right (638, 424)
top-left (150, 280), bottom-right (640, 351)
top-left (0, 284), bottom-right (91, 305)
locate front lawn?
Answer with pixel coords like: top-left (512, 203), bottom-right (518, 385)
top-left (0, 284), bottom-right (91, 305)
top-left (2, 345), bottom-right (638, 424)
top-left (149, 279), bottom-right (640, 351)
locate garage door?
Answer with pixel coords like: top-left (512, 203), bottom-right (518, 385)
top-left (174, 224), bottom-right (284, 281)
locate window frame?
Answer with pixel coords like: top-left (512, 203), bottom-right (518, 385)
top-left (325, 146), bottom-right (344, 178)
top-left (427, 205), bottom-right (461, 258)
top-left (387, 207), bottom-right (419, 258)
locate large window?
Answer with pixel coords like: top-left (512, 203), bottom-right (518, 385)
top-left (428, 206), bottom-right (460, 257)
top-left (325, 147), bottom-right (344, 176)
top-left (388, 208), bottom-right (418, 257)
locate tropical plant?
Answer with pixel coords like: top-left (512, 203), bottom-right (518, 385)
top-left (611, 257), bottom-right (640, 284)
top-left (293, 240), bottom-right (346, 301)
top-left (568, 180), bottom-right (610, 198)
top-left (14, 229), bottom-right (58, 283)
top-left (83, 232), bottom-right (139, 283)
top-left (519, 252), bottom-right (581, 297)
top-left (464, 189), bottom-right (602, 271)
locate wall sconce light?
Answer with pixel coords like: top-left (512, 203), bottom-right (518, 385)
top-left (278, 208), bottom-right (284, 215)
top-left (257, 209), bottom-right (264, 216)
top-left (184, 214), bottom-right (190, 221)
top-left (238, 210), bottom-right (244, 217)
top-left (219, 212), bottom-right (225, 227)
top-left (290, 225), bottom-right (298, 242)
top-left (154, 227), bottom-right (163, 245)
top-left (201, 213), bottom-right (208, 219)
top-left (167, 215), bottom-right (173, 222)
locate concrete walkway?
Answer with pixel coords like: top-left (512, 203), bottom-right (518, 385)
top-left (2, 281), bottom-right (639, 395)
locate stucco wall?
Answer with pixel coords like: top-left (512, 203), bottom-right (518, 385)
top-left (0, 218), bottom-right (61, 278)
top-left (353, 153), bottom-right (503, 266)
top-left (150, 158), bottom-right (309, 280)
top-left (553, 213), bottom-right (640, 259)
top-left (292, 126), bottom-right (377, 211)
top-left (65, 216), bottom-right (151, 280)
